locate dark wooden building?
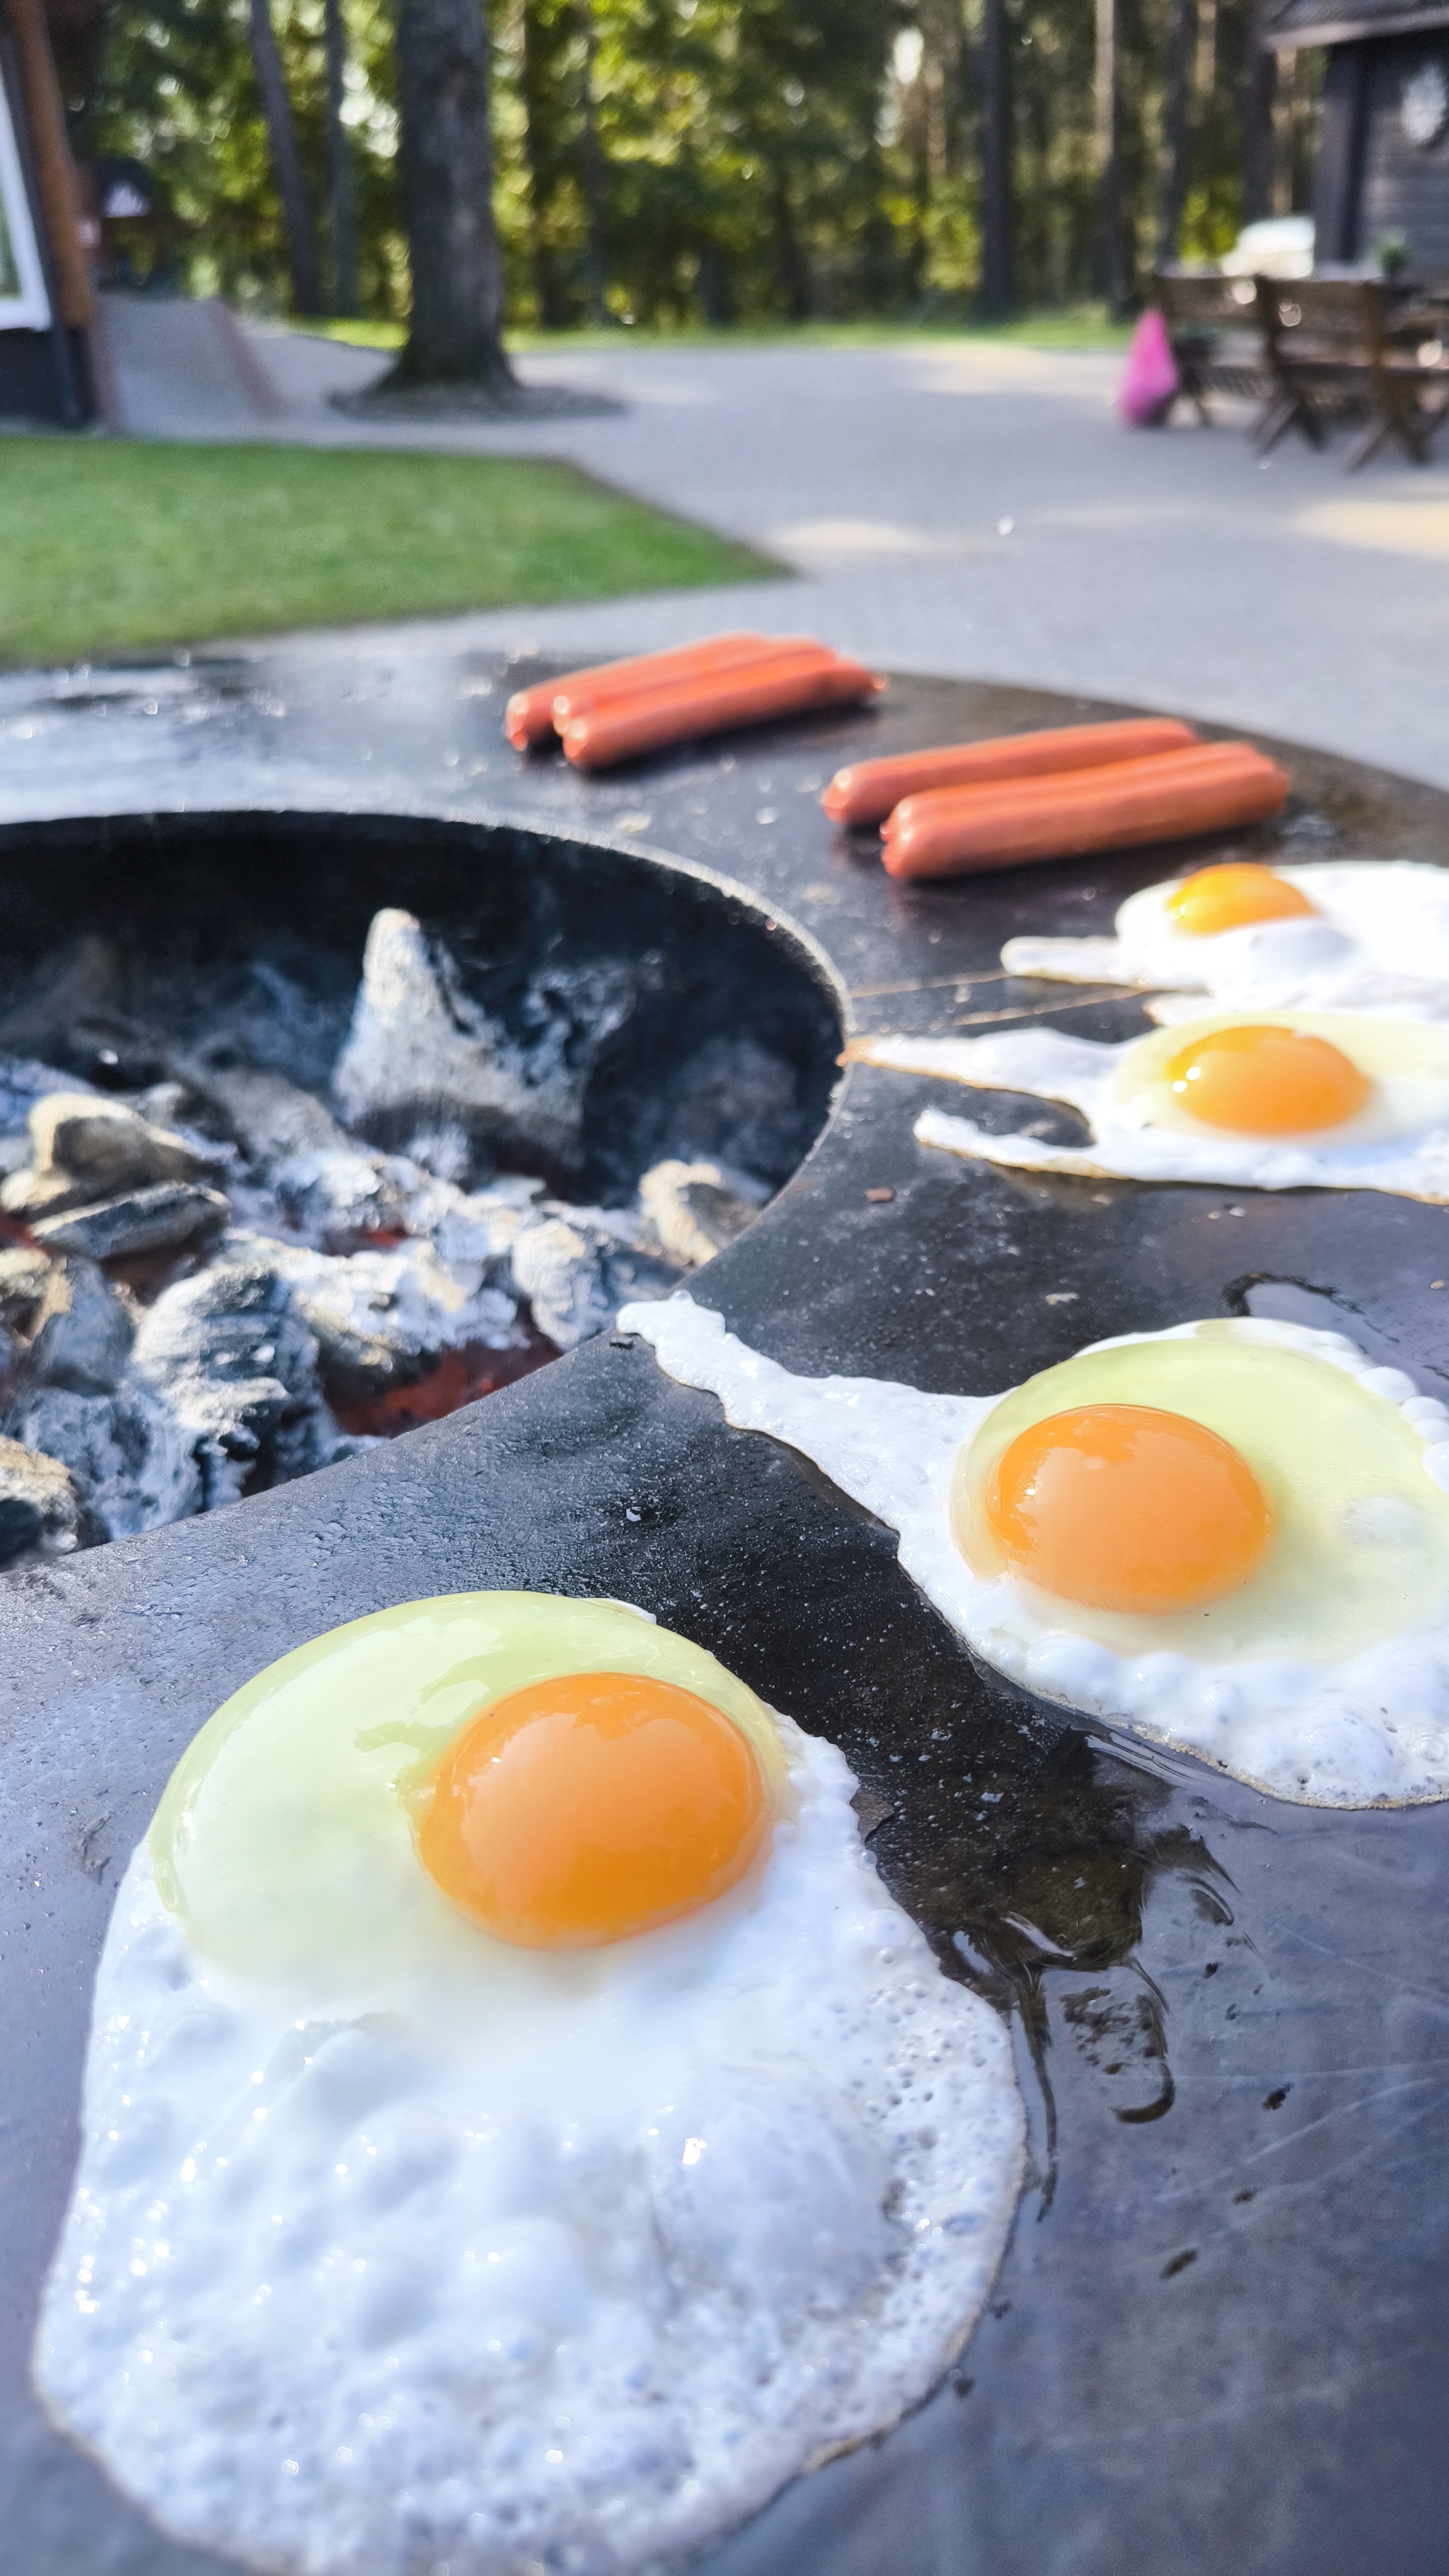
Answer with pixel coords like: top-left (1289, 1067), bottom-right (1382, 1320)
top-left (1267, 0), bottom-right (1449, 270)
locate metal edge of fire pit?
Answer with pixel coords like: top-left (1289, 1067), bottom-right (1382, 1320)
top-left (1, 654), bottom-right (1448, 2576)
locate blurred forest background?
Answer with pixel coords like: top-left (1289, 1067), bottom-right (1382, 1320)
top-left (58, 0), bottom-right (1322, 330)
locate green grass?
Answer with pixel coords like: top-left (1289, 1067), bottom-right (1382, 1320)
top-left (0, 441), bottom-right (778, 669)
top-left (287, 317), bottom-right (408, 350)
top-left (287, 305), bottom-right (1132, 358)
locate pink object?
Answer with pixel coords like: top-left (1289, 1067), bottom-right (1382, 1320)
top-left (1118, 308), bottom-right (1179, 427)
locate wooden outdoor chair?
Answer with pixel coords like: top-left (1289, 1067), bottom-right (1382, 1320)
top-left (1151, 268), bottom-right (1271, 424)
top-left (1257, 276), bottom-right (1448, 468)
top-left (1382, 280), bottom-right (1449, 451)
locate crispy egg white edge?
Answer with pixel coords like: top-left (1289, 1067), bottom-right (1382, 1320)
top-left (619, 1297), bottom-right (1449, 1808)
top-left (1000, 861), bottom-right (1449, 1016)
top-left (848, 1026), bottom-right (1449, 1200)
top-left (33, 1607), bottom-right (1027, 2576)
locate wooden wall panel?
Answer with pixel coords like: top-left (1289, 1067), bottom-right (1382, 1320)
top-left (1356, 30), bottom-right (1449, 267)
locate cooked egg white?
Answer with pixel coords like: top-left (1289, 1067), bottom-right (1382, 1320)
top-left (1002, 859), bottom-right (1449, 1019)
top-left (848, 1011), bottom-right (1449, 1199)
top-left (34, 1593), bottom-right (1023, 2576)
top-left (620, 1298), bottom-right (1449, 1808)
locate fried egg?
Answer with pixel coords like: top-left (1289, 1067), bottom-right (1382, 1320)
top-left (848, 1010), bottom-right (1449, 1199)
top-left (620, 1297), bottom-right (1449, 1807)
top-left (1001, 860), bottom-right (1449, 1020)
top-left (35, 1593), bottom-right (1022, 2576)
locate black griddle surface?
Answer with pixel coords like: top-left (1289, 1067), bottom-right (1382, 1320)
top-left (2, 657), bottom-right (1448, 2576)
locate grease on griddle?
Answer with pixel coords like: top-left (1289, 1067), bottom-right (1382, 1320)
top-left (1227, 1272), bottom-right (1449, 1392)
top-left (860, 1658), bottom-right (1236, 2209)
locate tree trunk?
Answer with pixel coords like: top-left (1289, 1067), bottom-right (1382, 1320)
top-left (391, 0), bottom-right (513, 386)
top-left (697, 238), bottom-right (733, 325)
top-left (325, 0), bottom-right (359, 314)
top-left (1095, 0), bottom-right (1126, 315)
top-left (248, 0), bottom-right (324, 317)
top-left (576, 0), bottom-right (609, 325)
top-left (519, 0), bottom-right (564, 325)
top-left (1242, 12), bottom-right (1278, 224)
top-left (978, 0), bottom-right (1012, 317)
top-left (770, 164), bottom-right (811, 321)
top-left (1155, 0), bottom-right (1196, 265)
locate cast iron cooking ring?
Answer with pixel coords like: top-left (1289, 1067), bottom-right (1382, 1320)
top-left (2, 659), bottom-right (1448, 2576)
top-left (0, 809), bottom-right (847, 1205)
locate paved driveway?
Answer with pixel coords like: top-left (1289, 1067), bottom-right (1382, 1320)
top-left (239, 328), bottom-right (1449, 790)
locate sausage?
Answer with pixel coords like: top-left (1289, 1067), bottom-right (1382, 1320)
top-left (880, 744), bottom-right (1289, 882)
top-left (562, 651), bottom-right (887, 770)
top-left (821, 716), bottom-right (1199, 827)
top-left (553, 634), bottom-right (821, 729)
top-left (504, 632), bottom-right (775, 751)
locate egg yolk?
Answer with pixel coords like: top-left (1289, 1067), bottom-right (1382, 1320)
top-left (417, 1671), bottom-right (769, 1948)
top-left (1165, 1022), bottom-right (1371, 1135)
top-left (984, 1403), bottom-right (1275, 1613)
top-left (1165, 863), bottom-right (1316, 939)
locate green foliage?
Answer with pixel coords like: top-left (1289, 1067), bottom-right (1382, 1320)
top-left (71, 0), bottom-right (1315, 328)
top-left (0, 439), bottom-right (775, 665)
top-left (73, 0), bottom-right (405, 315)
top-left (493, 0), bottom-right (899, 328)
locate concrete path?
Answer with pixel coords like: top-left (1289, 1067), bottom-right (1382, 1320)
top-left (96, 293), bottom-right (280, 437)
top-left (110, 307), bottom-right (1449, 790)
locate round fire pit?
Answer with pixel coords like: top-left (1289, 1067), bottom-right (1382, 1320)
top-left (0, 808), bottom-right (841, 1556)
top-left (3, 654), bottom-right (1449, 2576)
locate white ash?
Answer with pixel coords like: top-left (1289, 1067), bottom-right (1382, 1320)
top-left (511, 1206), bottom-right (684, 1349)
top-left (0, 1433), bottom-right (83, 1566)
top-left (429, 1172), bottom-right (545, 1281)
top-left (1, 1054), bottom-right (101, 1179)
top-left (26, 1182), bottom-right (232, 1264)
top-left (0, 907), bottom-right (781, 1569)
top-left (172, 1061), bottom-right (354, 1169)
top-left (0, 1270), bottom-right (192, 1559)
top-left (233, 1230), bottom-right (525, 1398)
top-left (0, 1052), bottom-right (98, 1135)
top-left (272, 1148), bottom-right (471, 1254)
top-left (391, 1117), bottom-right (473, 1184)
top-left (129, 1261), bottom-right (342, 1510)
top-left (8, 1385), bottom-right (198, 1544)
top-left (3, 1085), bottom-right (231, 1262)
top-left (125, 1081), bottom-right (197, 1135)
top-left (332, 908), bottom-right (632, 1173)
top-left (25, 1092), bottom-right (215, 1200)
top-left (176, 1061), bottom-right (463, 1255)
top-left (639, 1160), bottom-right (770, 1269)
top-left (510, 1214), bottom-right (616, 1348)
top-left (21, 1257), bottom-right (135, 1396)
top-left (0, 1245), bottom-right (53, 1334)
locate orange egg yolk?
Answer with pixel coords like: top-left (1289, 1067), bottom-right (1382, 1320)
top-left (984, 1403), bottom-right (1275, 1613)
top-left (1165, 1022), bottom-right (1371, 1136)
top-left (1165, 863), bottom-right (1316, 938)
top-left (417, 1671), bottom-right (769, 1948)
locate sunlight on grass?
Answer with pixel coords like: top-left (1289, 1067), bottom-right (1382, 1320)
top-left (285, 306), bottom-right (1131, 359)
top-left (0, 441), bottom-right (778, 669)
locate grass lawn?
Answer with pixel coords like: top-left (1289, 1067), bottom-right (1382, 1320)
top-left (289, 305), bottom-right (1133, 357)
top-left (0, 441), bottom-right (777, 669)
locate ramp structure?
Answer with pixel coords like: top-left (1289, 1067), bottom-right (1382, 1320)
top-left (95, 290), bottom-right (282, 436)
